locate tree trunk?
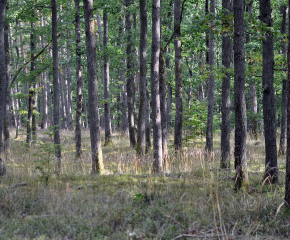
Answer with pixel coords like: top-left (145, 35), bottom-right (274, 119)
top-left (205, 0), bottom-right (215, 155)
top-left (125, 0), bottom-right (136, 147)
top-left (74, 0), bottom-right (83, 159)
top-left (41, 71), bottom-right (48, 129)
top-left (59, 70), bottom-right (67, 129)
top-left (260, 0), bottom-right (278, 183)
top-left (234, 0), bottom-right (248, 189)
top-left (4, 17), bottom-right (9, 155)
top-left (52, 0), bottom-right (62, 170)
top-left (83, 0), bottom-right (104, 173)
top-left (174, 0), bottom-right (183, 151)
top-left (103, 9), bottom-right (112, 146)
top-left (47, 71), bottom-right (53, 126)
top-left (151, 0), bottom-right (162, 172)
top-left (279, 5), bottom-right (287, 155)
top-left (160, 49), bottom-right (168, 159)
top-left (83, 93), bottom-right (88, 129)
top-left (136, 0), bottom-right (148, 156)
top-left (220, 0), bottom-right (232, 169)
top-left (166, 49), bottom-right (172, 134)
top-left (285, 0), bottom-right (290, 206)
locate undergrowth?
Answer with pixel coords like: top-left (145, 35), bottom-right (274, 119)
top-left (0, 129), bottom-right (289, 239)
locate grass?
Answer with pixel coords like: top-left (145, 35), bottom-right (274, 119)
top-left (0, 128), bottom-right (290, 239)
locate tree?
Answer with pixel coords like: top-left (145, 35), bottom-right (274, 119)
top-left (285, 0), bottom-right (290, 206)
top-left (74, 0), bottom-right (83, 159)
top-left (205, 0), bottom-right (215, 155)
top-left (174, 0), bottom-right (183, 151)
top-left (279, 4), bottom-right (287, 155)
top-left (83, 0), bottom-right (104, 173)
top-left (220, 0), bottom-right (232, 169)
top-left (51, 0), bottom-right (61, 170)
top-left (136, 0), bottom-right (148, 156)
top-left (125, 0), bottom-right (136, 148)
top-left (234, 0), bottom-right (248, 189)
top-left (103, 8), bottom-right (112, 146)
top-left (260, 0), bottom-right (278, 183)
top-left (151, 0), bottom-right (162, 172)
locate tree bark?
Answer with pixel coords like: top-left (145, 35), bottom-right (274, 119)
top-left (4, 16), bottom-right (9, 155)
top-left (285, 0), bottom-right (290, 206)
top-left (136, 0), bottom-right (148, 156)
top-left (174, 0), bottom-right (183, 151)
top-left (83, 0), bottom-right (104, 173)
top-left (234, 0), bottom-right (248, 189)
top-left (260, 0), bottom-right (278, 183)
top-left (125, 0), bottom-right (136, 147)
top-left (74, 0), bottom-right (83, 159)
top-left (103, 9), bottom-right (112, 146)
top-left (220, 0), bottom-right (232, 169)
top-left (52, 0), bottom-right (62, 170)
top-left (151, 0), bottom-right (162, 172)
top-left (279, 4), bottom-right (287, 155)
top-left (205, 0), bottom-right (215, 155)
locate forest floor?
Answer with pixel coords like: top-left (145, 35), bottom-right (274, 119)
top-left (0, 128), bottom-right (289, 240)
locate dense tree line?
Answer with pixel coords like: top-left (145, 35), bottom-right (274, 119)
top-left (1, 0), bottom-right (290, 200)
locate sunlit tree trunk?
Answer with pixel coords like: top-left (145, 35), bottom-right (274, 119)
top-left (83, 0), bottom-right (104, 173)
top-left (220, 0), bottom-right (232, 169)
top-left (151, 0), bottom-right (162, 172)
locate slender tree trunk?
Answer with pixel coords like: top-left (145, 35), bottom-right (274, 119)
top-left (52, 0), bottom-right (62, 170)
top-left (66, 30), bottom-right (74, 131)
top-left (74, 0), bottom-right (83, 159)
top-left (279, 4), bottom-right (287, 155)
top-left (83, 93), bottom-right (88, 129)
top-left (47, 71), bottom-right (53, 126)
top-left (220, 0), bottom-right (232, 169)
top-left (260, 0), bottom-right (278, 183)
top-left (285, 0), bottom-right (290, 206)
top-left (41, 72), bottom-right (48, 129)
top-left (205, 0), bottom-right (215, 155)
top-left (174, 0), bottom-right (183, 151)
top-left (136, 0), bottom-right (148, 156)
top-left (26, 20), bottom-right (36, 147)
top-left (103, 9), bottom-right (112, 146)
top-left (0, 0), bottom-right (7, 154)
top-left (83, 0), bottom-right (104, 173)
top-left (234, 0), bottom-right (248, 189)
top-left (151, 0), bottom-right (162, 172)
top-left (59, 70), bottom-right (67, 129)
top-left (32, 82), bottom-right (38, 141)
top-left (160, 49), bottom-right (168, 159)
top-left (125, 0), bottom-right (136, 147)
top-left (4, 17), bottom-right (9, 155)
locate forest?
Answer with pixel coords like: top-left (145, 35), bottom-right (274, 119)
top-left (1, 0), bottom-right (290, 239)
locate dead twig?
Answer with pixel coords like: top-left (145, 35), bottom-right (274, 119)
top-left (171, 234), bottom-right (226, 240)
top-left (8, 182), bottom-right (27, 189)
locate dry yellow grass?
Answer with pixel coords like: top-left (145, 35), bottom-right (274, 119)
top-left (0, 128), bottom-right (289, 239)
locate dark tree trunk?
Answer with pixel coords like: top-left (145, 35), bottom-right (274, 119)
top-left (4, 17), bottom-right (9, 155)
top-left (260, 0), bottom-right (278, 183)
top-left (220, 0), bottom-right (232, 169)
top-left (285, 0), bottom-right (290, 206)
top-left (136, 0), bottom-right (148, 156)
top-left (103, 9), bottom-right (112, 146)
top-left (174, 0), bottom-right (183, 151)
top-left (0, 0), bottom-right (7, 154)
top-left (205, 0), bottom-right (215, 155)
top-left (27, 20), bottom-right (36, 147)
top-left (74, 0), bottom-right (83, 159)
top-left (125, 0), bottom-right (136, 147)
top-left (83, 0), bottom-right (104, 173)
top-left (52, 0), bottom-right (61, 170)
top-left (234, 0), bottom-right (248, 189)
top-left (279, 5), bottom-right (287, 155)
top-left (151, 0), bottom-right (162, 172)
top-left (160, 49), bottom-right (168, 159)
